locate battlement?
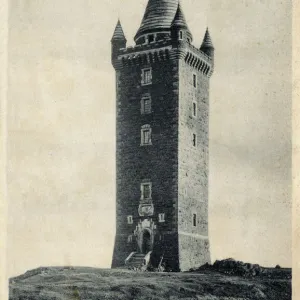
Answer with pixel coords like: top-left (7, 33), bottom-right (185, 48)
top-left (184, 43), bottom-right (214, 77)
top-left (119, 38), bottom-right (172, 56)
top-left (187, 43), bottom-right (212, 65)
top-left (118, 39), bottom-right (211, 62)
top-left (114, 39), bottom-right (213, 77)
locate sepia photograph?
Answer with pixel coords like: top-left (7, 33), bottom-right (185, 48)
top-left (6, 0), bottom-right (292, 299)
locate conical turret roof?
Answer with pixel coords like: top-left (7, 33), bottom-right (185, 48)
top-left (134, 0), bottom-right (179, 42)
top-left (171, 2), bottom-right (192, 40)
top-left (171, 2), bottom-right (188, 29)
top-left (111, 20), bottom-right (127, 42)
top-left (200, 28), bottom-right (214, 49)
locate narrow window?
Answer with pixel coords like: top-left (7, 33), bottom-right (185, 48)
top-left (143, 129), bottom-right (151, 144)
top-left (128, 235), bottom-right (133, 243)
top-left (193, 133), bottom-right (197, 147)
top-left (159, 213), bottom-right (165, 223)
top-left (141, 94), bottom-right (152, 114)
top-left (184, 188), bottom-right (188, 197)
top-left (140, 36), bottom-right (146, 45)
top-left (141, 182), bottom-right (152, 200)
top-left (148, 34), bottom-right (154, 43)
top-left (179, 30), bottom-right (183, 40)
top-left (193, 102), bottom-right (197, 117)
top-left (141, 124), bottom-right (152, 146)
top-left (193, 74), bottom-right (197, 88)
top-left (143, 184), bottom-right (151, 199)
top-left (141, 68), bottom-right (152, 85)
top-left (193, 214), bottom-right (197, 227)
top-left (127, 216), bottom-right (133, 224)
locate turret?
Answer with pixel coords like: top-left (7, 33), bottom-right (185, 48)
top-left (170, 2), bottom-right (193, 44)
top-left (111, 20), bottom-right (127, 67)
top-left (200, 28), bottom-right (214, 60)
top-left (134, 0), bottom-right (178, 44)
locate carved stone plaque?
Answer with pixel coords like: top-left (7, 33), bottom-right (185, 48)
top-left (138, 203), bottom-right (154, 217)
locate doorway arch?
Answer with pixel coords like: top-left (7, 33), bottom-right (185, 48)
top-left (141, 230), bottom-right (152, 254)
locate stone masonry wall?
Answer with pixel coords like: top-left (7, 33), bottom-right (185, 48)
top-left (177, 58), bottom-right (211, 271)
top-left (112, 42), bottom-right (212, 271)
top-left (178, 234), bottom-right (210, 271)
top-left (112, 56), bottom-right (180, 270)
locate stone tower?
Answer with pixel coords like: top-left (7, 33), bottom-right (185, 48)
top-left (111, 0), bottom-right (214, 272)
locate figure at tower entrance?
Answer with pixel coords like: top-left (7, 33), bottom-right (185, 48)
top-left (111, 0), bottom-right (214, 271)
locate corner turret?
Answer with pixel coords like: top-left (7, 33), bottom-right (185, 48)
top-left (111, 20), bottom-right (127, 68)
top-left (171, 2), bottom-right (193, 43)
top-left (200, 28), bottom-right (214, 60)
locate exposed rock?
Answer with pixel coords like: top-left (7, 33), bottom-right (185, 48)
top-left (191, 258), bottom-right (291, 280)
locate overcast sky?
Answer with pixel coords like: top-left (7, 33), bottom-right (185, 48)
top-left (7, 0), bottom-right (292, 277)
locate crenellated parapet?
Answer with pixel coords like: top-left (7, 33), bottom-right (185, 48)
top-left (119, 38), bottom-right (172, 55)
top-left (184, 43), bottom-right (214, 77)
top-left (113, 40), bottom-right (213, 77)
top-left (112, 39), bottom-right (172, 69)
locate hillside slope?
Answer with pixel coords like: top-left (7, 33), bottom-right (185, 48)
top-left (9, 266), bottom-right (291, 300)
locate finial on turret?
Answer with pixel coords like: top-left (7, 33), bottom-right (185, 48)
top-left (111, 19), bottom-right (127, 43)
top-left (200, 28), bottom-right (214, 58)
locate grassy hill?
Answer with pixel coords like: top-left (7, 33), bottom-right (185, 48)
top-left (9, 265), bottom-right (291, 300)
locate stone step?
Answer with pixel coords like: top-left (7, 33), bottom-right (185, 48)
top-left (127, 256), bottom-right (145, 267)
top-left (131, 256), bottom-right (145, 260)
top-left (129, 262), bottom-right (144, 266)
top-left (129, 262), bottom-right (143, 266)
top-left (131, 261), bottom-right (144, 264)
top-left (127, 264), bottom-right (144, 268)
top-left (130, 259), bottom-right (144, 264)
top-left (125, 253), bottom-right (150, 269)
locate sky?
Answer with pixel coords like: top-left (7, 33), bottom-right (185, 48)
top-left (7, 0), bottom-right (292, 277)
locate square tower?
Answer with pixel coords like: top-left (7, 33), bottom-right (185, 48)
top-left (111, 0), bottom-right (214, 272)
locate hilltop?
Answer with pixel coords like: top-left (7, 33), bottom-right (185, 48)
top-left (9, 260), bottom-right (291, 300)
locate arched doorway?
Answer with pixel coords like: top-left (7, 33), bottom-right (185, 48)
top-left (141, 230), bottom-right (152, 254)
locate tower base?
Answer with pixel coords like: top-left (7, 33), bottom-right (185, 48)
top-left (111, 232), bottom-right (210, 272)
top-left (178, 232), bottom-right (211, 271)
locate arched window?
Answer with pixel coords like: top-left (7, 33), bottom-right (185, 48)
top-left (141, 94), bottom-right (152, 114)
top-left (141, 68), bottom-right (152, 85)
top-left (141, 180), bottom-right (152, 200)
top-left (141, 124), bottom-right (152, 146)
